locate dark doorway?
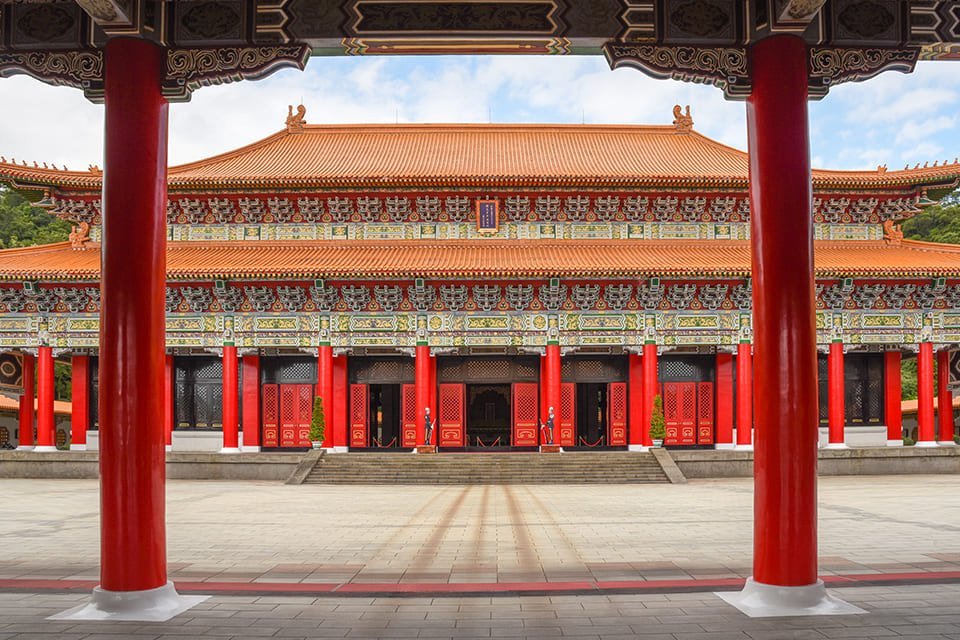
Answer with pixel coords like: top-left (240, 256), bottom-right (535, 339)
top-left (576, 383), bottom-right (608, 447)
top-left (368, 384), bottom-right (402, 448)
top-left (467, 384), bottom-right (510, 448)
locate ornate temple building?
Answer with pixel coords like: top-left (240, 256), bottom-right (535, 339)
top-left (1, 106), bottom-right (959, 453)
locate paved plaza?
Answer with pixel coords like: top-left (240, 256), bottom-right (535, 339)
top-left (4, 476), bottom-right (960, 637)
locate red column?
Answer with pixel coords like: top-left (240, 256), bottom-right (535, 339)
top-left (17, 353), bottom-right (35, 449)
top-left (628, 352), bottom-right (644, 447)
top-left (428, 353), bottom-right (437, 419)
top-left (318, 345), bottom-right (333, 448)
top-left (415, 344), bottom-right (430, 445)
top-left (736, 343), bottom-right (753, 447)
top-left (163, 355), bottom-right (173, 449)
top-left (99, 37), bottom-right (169, 593)
top-left (221, 346), bottom-right (239, 452)
top-left (917, 342), bottom-right (935, 445)
top-left (715, 352), bottom-right (734, 447)
top-left (748, 34), bottom-right (817, 588)
top-left (938, 348), bottom-right (954, 444)
top-left (827, 343), bottom-right (846, 448)
top-left (641, 343), bottom-right (657, 448)
top-left (35, 345), bottom-right (56, 451)
top-left (884, 350), bottom-right (902, 445)
top-left (332, 354), bottom-right (348, 448)
top-left (71, 355), bottom-right (90, 450)
top-left (545, 344), bottom-right (561, 443)
top-left (241, 355), bottom-right (261, 450)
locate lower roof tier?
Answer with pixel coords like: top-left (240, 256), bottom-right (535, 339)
top-left (2, 238), bottom-right (960, 281)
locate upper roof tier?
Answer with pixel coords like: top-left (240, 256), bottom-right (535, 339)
top-left (3, 120), bottom-right (959, 193)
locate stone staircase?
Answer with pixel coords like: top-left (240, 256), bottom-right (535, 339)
top-left (300, 451), bottom-right (673, 484)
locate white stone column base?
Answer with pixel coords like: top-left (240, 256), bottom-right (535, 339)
top-left (70, 444), bottom-right (88, 451)
top-left (716, 578), bottom-right (866, 618)
top-left (627, 444), bottom-right (650, 452)
top-left (823, 443), bottom-right (848, 450)
top-left (331, 446), bottom-right (349, 453)
top-left (218, 447), bottom-right (241, 454)
top-left (886, 439), bottom-right (903, 447)
top-left (715, 443), bottom-right (736, 450)
top-left (733, 444), bottom-right (754, 451)
top-left (915, 440), bottom-right (938, 448)
top-left (938, 440), bottom-right (957, 446)
top-left (15, 445), bottom-right (35, 451)
top-left (241, 445), bottom-right (261, 452)
top-left (32, 445), bottom-right (58, 452)
top-left (49, 581), bottom-right (208, 622)
top-left (164, 444), bottom-right (172, 452)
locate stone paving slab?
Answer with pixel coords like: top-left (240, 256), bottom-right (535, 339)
top-left (4, 585), bottom-right (960, 639)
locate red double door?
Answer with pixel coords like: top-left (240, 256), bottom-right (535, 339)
top-left (262, 383), bottom-right (314, 448)
top-left (662, 381), bottom-right (714, 445)
top-left (439, 382), bottom-right (538, 447)
top-left (348, 383), bottom-right (417, 448)
top-left (556, 382), bottom-right (628, 447)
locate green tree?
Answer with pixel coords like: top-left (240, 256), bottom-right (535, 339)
top-left (0, 187), bottom-right (71, 248)
top-left (902, 190), bottom-right (960, 243)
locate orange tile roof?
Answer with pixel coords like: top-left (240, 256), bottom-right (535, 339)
top-left (901, 395), bottom-right (960, 416)
top-left (1, 123), bottom-right (958, 191)
top-left (3, 239), bottom-right (960, 280)
top-left (0, 394), bottom-right (72, 415)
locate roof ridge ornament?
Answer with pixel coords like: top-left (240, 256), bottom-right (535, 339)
top-left (672, 104), bottom-right (693, 133)
top-left (883, 219), bottom-right (904, 246)
top-left (286, 104), bottom-right (307, 133)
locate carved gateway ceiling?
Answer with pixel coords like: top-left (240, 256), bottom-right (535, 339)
top-left (0, 1), bottom-right (956, 100)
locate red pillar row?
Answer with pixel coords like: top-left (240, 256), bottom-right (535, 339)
top-left (736, 343), bottom-right (753, 447)
top-left (544, 344), bottom-right (561, 444)
top-left (241, 355), bottom-right (260, 450)
top-left (71, 355), bottom-right (90, 450)
top-left (428, 352), bottom-right (437, 421)
top-left (641, 343), bottom-right (657, 448)
top-left (917, 342), bottom-right (935, 445)
top-left (317, 345), bottom-right (334, 448)
top-left (628, 353), bottom-right (643, 447)
top-left (333, 354), bottom-right (348, 448)
top-left (938, 348), bottom-right (955, 444)
top-left (35, 345), bottom-right (56, 451)
top-left (221, 346), bottom-right (239, 452)
top-left (415, 344), bottom-right (430, 445)
top-left (715, 352), bottom-right (734, 447)
top-left (827, 342), bottom-right (846, 448)
top-left (748, 34), bottom-right (818, 588)
top-left (99, 37), bottom-right (169, 594)
top-left (884, 350), bottom-right (902, 445)
top-left (17, 353), bottom-right (34, 449)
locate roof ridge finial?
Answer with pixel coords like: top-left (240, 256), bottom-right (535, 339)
top-left (672, 104), bottom-right (694, 133)
top-left (286, 103), bottom-right (307, 133)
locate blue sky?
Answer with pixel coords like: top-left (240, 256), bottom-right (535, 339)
top-left (0, 54), bottom-right (956, 171)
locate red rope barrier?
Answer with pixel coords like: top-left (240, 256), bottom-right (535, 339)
top-left (578, 436), bottom-right (605, 448)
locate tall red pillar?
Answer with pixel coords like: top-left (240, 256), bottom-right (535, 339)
top-left (736, 343), bottom-right (753, 448)
top-left (938, 348), bottom-right (955, 445)
top-left (747, 34), bottom-right (817, 589)
top-left (17, 353), bottom-right (34, 449)
top-left (917, 342), bottom-right (936, 446)
top-left (35, 345), bottom-right (56, 451)
top-left (827, 342), bottom-right (846, 448)
top-left (641, 343), bottom-right (657, 448)
top-left (884, 350), bottom-right (902, 445)
top-left (99, 37), bottom-right (169, 594)
top-left (544, 343), bottom-right (561, 444)
top-left (715, 352), bottom-right (734, 448)
top-left (71, 355), bottom-right (90, 450)
top-left (318, 345), bottom-right (333, 448)
top-left (415, 344), bottom-right (430, 445)
top-left (332, 354), bottom-right (348, 449)
top-left (241, 354), bottom-right (261, 451)
top-left (428, 352), bottom-right (437, 419)
top-left (628, 352), bottom-right (644, 448)
top-left (221, 346), bottom-right (239, 452)
top-left (163, 355), bottom-right (173, 449)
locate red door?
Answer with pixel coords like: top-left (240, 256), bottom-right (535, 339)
top-left (278, 384), bottom-right (313, 447)
top-left (262, 384), bottom-right (279, 448)
top-left (663, 382), bottom-right (697, 445)
top-left (401, 383), bottom-right (417, 447)
top-left (697, 381), bottom-right (715, 444)
top-left (349, 383), bottom-right (368, 448)
top-left (295, 385), bottom-right (313, 446)
top-left (607, 382), bottom-right (628, 447)
top-left (559, 382), bottom-right (575, 447)
top-left (512, 382), bottom-right (539, 446)
top-left (438, 383), bottom-right (465, 447)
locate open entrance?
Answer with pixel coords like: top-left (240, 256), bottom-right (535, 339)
top-left (348, 356), bottom-right (415, 449)
top-left (467, 384), bottom-right (511, 448)
top-left (576, 383), bottom-right (607, 447)
top-left (560, 355), bottom-right (629, 449)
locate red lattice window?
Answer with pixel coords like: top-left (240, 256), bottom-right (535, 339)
top-left (607, 382), bottom-right (628, 447)
top-left (262, 384), bottom-right (278, 448)
top-left (559, 382), bottom-right (575, 447)
top-left (512, 382), bottom-right (539, 446)
top-left (349, 384), bottom-right (368, 448)
top-left (401, 383), bottom-right (417, 447)
top-left (679, 383), bottom-right (697, 445)
top-left (438, 383), bottom-right (465, 447)
top-left (697, 381), bottom-right (714, 444)
top-left (663, 383), bottom-right (680, 445)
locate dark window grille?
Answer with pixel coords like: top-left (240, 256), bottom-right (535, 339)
top-left (175, 356), bottom-right (223, 430)
top-left (658, 356), bottom-right (714, 382)
top-left (561, 356), bottom-right (627, 382)
top-left (350, 357), bottom-right (414, 384)
top-left (817, 352), bottom-right (884, 426)
top-left (437, 356), bottom-right (539, 383)
top-left (261, 357), bottom-right (317, 384)
top-left (88, 356), bottom-right (99, 431)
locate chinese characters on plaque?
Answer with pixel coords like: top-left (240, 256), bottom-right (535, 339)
top-left (476, 199), bottom-right (499, 234)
